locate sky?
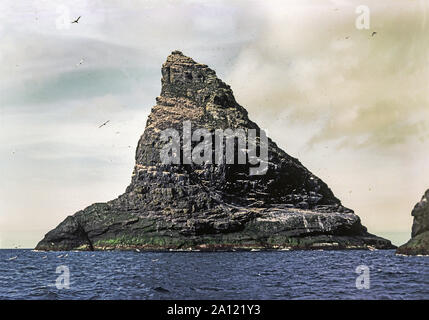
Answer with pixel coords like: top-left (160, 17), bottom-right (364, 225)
top-left (0, 0), bottom-right (428, 248)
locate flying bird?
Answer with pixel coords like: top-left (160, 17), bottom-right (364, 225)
top-left (76, 58), bottom-right (84, 67)
top-left (98, 120), bottom-right (110, 128)
top-left (71, 16), bottom-right (81, 24)
top-left (371, 31), bottom-right (377, 37)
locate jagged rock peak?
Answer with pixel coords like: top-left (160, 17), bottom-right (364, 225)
top-left (397, 188), bottom-right (429, 255)
top-left (160, 51), bottom-right (233, 107)
top-left (411, 189), bottom-right (429, 238)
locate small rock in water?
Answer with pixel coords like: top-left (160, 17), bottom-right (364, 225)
top-left (153, 286), bottom-right (170, 293)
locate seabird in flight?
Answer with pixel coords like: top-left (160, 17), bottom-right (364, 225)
top-left (71, 16), bottom-right (81, 24)
top-left (98, 120), bottom-right (110, 128)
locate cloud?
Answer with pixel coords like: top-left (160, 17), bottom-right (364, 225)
top-left (310, 100), bottom-right (427, 149)
top-left (226, 0), bottom-right (429, 150)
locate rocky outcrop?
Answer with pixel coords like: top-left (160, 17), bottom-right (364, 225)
top-left (397, 189), bottom-right (429, 255)
top-left (36, 51), bottom-right (394, 251)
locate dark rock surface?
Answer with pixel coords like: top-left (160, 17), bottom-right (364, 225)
top-left (397, 189), bottom-right (429, 255)
top-left (36, 51), bottom-right (394, 251)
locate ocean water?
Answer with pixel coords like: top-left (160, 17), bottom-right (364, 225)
top-left (0, 249), bottom-right (427, 300)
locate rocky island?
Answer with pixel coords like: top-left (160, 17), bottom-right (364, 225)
top-left (397, 189), bottom-right (429, 255)
top-left (36, 51), bottom-right (395, 251)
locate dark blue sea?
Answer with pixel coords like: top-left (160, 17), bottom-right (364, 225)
top-left (0, 249), bottom-right (427, 300)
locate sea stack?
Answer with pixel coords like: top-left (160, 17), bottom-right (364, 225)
top-left (36, 51), bottom-right (394, 251)
top-left (397, 189), bottom-right (429, 255)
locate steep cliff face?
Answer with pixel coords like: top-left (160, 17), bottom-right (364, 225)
top-left (36, 51), bottom-right (394, 251)
top-left (397, 189), bottom-right (429, 255)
